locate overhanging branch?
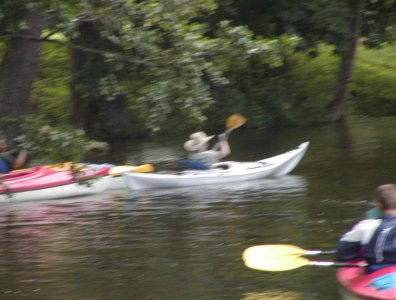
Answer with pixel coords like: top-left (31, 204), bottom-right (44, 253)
top-left (0, 30), bottom-right (150, 67)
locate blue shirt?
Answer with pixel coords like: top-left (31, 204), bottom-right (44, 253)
top-left (189, 150), bottom-right (222, 167)
top-left (0, 153), bottom-right (14, 173)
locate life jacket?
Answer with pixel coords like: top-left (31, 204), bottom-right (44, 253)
top-left (364, 216), bottom-right (396, 272)
top-left (0, 152), bottom-right (15, 173)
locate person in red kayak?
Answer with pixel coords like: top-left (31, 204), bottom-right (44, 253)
top-left (182, 131), bottom-right (230, 169)
top-left (336, 184), bottom-right (396, 273)
top-left (0, 137), bottom-right (28, 173)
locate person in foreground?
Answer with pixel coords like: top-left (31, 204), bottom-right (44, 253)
top-left (336, 184), bottom-right (396, 273)
top-left (0, 137), bottom-right (28, 173)
top-left (183, 131), bottom-right (230, 169)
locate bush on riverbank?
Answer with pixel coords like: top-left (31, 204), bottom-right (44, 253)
top-left (31, 41), bottom-right (396, 134)
top-left (352, 44), bottom-right (396, 116)
top-left (280, 43), bottom-right (396, 124)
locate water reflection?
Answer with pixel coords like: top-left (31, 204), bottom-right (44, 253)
top-left (0, 194), bottom-right (124, 297)
top-left (0, 117), bottom-right (395, 299)
top-left (242, 290), bottom-right (302, 300)
top-left (0, 175), bottom-right (308, 299)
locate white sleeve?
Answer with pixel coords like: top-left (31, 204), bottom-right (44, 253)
top-left (339, 219), bottom-right (381, 245)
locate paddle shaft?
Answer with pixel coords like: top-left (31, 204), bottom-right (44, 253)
top-left (310, 261), bottom-right (367, 268)
top-left (305, 249), bottom-right (337, 256)
top-left (244, 245), bottom-right (337, 257)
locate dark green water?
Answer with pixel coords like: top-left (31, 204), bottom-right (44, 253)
top-left (0, 116), bottom-right (395, 299)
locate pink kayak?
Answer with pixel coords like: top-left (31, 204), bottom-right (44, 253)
top-left (2, 166), bottom-right (42, 180)
top-left (0, 165), bottom-right (110, 201)
top-left (337, 265), bottom-right (396, 299)
top-left (1, 166), bottom-right (66, 185)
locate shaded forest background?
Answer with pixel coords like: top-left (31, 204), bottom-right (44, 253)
top-left (0, 0), bottom-right (395, 162)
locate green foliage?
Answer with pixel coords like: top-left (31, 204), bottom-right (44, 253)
top-left (352, 44), bottom-right (396, 116)
top-left (31, 42), bottom-right (70, 123)
top-left (362, 0), bottom-right (396, 46)
top-left (63, 0), bottom-right (286, 134)
top-left (0, 116), bottom-right (22, 139)
top-left (284, 44), bottom-right (338, 125)
top-left (0, 42), bottom-right (4, 58)
top-left (223, 0), bottom-right (396, 50)
top-left (3, 0), bottom-right (396, 142)
top-left (15, 116), bottom-right (109, 164)
top-left (213, 40), bottom-right (339, 128)
top-left (204, 33), bottom-right (294, 128)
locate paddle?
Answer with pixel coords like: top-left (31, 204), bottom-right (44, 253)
top-left (211, 113), bottom-right (246, 151)
top-left (224, 113), bottom-right (246, 137)
top-left (242, 245), bottom-right (367, 272)
top-left (244, 244), bottom-right (337, 257)
top-left (109, 164), bottom-right (154, 176)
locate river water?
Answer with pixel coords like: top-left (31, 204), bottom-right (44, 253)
top-left (0, 116), bottom-right (395, 299)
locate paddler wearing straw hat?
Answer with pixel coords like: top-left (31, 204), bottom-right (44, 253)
top-left (183, 131), bottom-right (230, 168)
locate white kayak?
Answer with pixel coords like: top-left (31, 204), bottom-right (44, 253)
top-left (123, 142), bottom-right (310, 191)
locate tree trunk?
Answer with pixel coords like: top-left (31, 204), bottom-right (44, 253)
top-left (329, 0), bottom-right (363, 123)
top-left (69, 19), bottom-right (142, 139)
top-left (0, 7), bottom-right (44, 130)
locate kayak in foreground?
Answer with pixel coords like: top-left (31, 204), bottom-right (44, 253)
top-left (337, 265), bottom-right (396, 300)
top-left (123, 141), bottom-right (309, 191)
top-left (0, 165), bottom-right (110, 202)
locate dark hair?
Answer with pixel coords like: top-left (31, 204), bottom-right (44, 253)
top-left (375, 184), bottom-right (396, 210)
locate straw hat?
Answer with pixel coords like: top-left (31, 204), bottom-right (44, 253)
top-left (184, 131), bottom-right (214, 152)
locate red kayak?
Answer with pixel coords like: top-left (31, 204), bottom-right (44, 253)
top-left (337, 265), bottom-right (396, 299)
top-left (0, 165), bottom-right (110, 201)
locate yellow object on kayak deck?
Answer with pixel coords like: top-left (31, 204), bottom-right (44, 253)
top-left (46, 162), bottom-right (74, 171)
top-left (109, 164), bottom-right (154, 176)
top-left (11, 162), bottom-right (74, 173)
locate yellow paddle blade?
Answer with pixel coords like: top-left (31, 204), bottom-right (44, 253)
top-left (109, 164), bottom-right (154, 176)
top-left (245, 244), bottom-right (308, 257)
top-left (242, 246), bottom-right (311, 272)
top-left (226, 113), bottom-right (246, 130)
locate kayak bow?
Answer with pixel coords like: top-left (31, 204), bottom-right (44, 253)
top-left (337, 264), bottom-right (396, 300)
